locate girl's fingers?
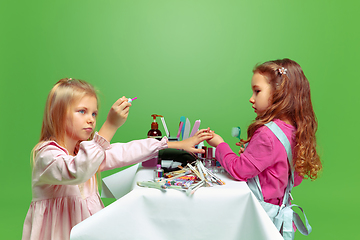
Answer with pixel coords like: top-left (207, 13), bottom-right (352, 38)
top-left (113, 96), bottom-right (131, 109)
top-left (113, 97), bottom-right (131, 112)
top-left (113, 96), bottom-right (126, 106)
top-left (190, 148), bottom-right (204, 154)
top-left (195, 128), bottom-right (212, 136)
top-left (193, 131), bottom-right (212, 140)
top-left (197, 136), bottom-right (212, 142)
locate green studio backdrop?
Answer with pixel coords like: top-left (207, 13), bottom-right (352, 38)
top-left (1, 0), bottom-right (359, 239)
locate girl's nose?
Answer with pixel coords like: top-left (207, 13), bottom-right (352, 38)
top-left (249, 95), bottom-right (255, 104)
top-left (87, 116), bottom-right (95, 124)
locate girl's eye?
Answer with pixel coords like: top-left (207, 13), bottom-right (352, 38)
top-left (79, 110), bottom-right (85, 114)
top-left (92, 112), bottom-right (97, 117)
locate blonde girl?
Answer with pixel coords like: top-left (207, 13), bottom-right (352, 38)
top-left (22, 78), bottom-right (212, 240)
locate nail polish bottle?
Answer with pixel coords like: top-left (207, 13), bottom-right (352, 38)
top-left (154, 164), bottom-right (164, 181)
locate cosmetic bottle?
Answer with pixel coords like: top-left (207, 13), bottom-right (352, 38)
top-left (154, 164), bottom-right (164, 181)
top-left (147, 114), bottom-right (162, 138)
top-left (204, 147), bottom-right (214, 169)
top-left (203, 147), bottom-right (220, 173)
top-left (143, 114), bottom-right (163, 168)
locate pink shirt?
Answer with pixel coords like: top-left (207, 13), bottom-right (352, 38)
top-left (22, 133), bottom-right (168, 240)
top-left (216, 119), bottom-right (302, 205)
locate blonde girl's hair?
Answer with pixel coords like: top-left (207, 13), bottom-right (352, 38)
top-left (242, 58), bottom-right (322, 180)
top-left (31, 78), bottom-right (98, 166)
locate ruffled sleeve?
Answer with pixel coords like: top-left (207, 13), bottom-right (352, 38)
top-left (33, 132), bottom-right (110, 186)
top-left (99, 136), bottom-right (168, 171)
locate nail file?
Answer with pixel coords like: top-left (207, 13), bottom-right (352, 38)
top-left (176, 121), bottom-right (184, 139)
top-left (183, 118), bottom-right (191, 140)
top-left (189, 120), bottom-right (201, 137)
top-left (161, 117), bottom-right (169, 137)
top-left (180, 116), bottom-right (186, 139)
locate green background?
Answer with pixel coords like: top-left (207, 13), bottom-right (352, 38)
top-left (1, 0), bottom-right (359, 239)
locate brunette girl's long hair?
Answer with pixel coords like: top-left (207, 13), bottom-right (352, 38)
top-left (243, 59), bottom-right (322, 180)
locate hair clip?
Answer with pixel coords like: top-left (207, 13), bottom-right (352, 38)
top-left (278, 67), bottom-right (287, 75)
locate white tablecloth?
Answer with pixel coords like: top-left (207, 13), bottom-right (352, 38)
top-left (70, 165), bottom-right (283, 240)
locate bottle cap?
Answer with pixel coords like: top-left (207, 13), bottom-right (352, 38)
top-left (150, 114), bottom-right (163, 130)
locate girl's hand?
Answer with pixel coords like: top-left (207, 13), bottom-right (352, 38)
top-left (106, 96), bottom-right (131, 129)
top-left (167, 128), bottom-right (213, 154)
top-left (236, 142), bottom-right (245, 155)
top-left (206, 132), bottom-right (224, 148)
top-left (99, 96), bottom-right (131, 142)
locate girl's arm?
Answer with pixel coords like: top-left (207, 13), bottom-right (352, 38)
top-left (208, 132), bottom-right (244, 155)
top-left (215, 142), bottom-right (262, 181)
top-left (99, 137), bottom-right (167, 171)
top-left (167, 128), bottom-right (213, 153)
top-left (99, 129), bottom-right (213, 172)
top-left (209, 130), bottom-right (275, 181)
top-left (34, 133), bottom-right (110, 185)
top-left (206, 132), bottom-right (225, 148)
top-left (98, 96), bottom-right (131, 142)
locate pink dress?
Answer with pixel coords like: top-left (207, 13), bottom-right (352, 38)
top-left (22, 133), bottom-right (168, 240)
top-left (216, 119), bottom-right (303, 205)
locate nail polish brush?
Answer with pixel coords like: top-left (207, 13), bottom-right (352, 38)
top-left (128, 97), bottom-right (137, 103)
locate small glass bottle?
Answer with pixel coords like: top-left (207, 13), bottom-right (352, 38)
top-left (206, 147), bottom-right (217, 172)
top-left (154, 164), bottom-right (164, 181)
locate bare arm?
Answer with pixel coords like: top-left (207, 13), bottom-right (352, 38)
top-left (167, 128), bottom-right (213, 154)
top-left (206, 132), bottom-right (225, 148)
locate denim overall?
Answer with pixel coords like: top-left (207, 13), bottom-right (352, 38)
top-left (246, 121), bottom-right (312, 239)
